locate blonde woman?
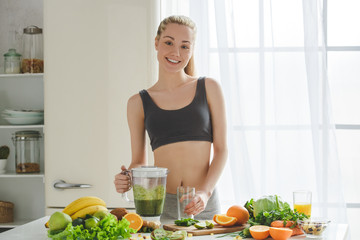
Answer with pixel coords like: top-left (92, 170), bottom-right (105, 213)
top-left (114, 15), bottom-right (227, 222)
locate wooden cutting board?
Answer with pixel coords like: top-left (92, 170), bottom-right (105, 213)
top-left (163, 222), bottom-right (249, 236)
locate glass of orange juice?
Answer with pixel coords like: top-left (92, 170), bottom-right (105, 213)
top-left (293, 190), bottom-right (312, 216)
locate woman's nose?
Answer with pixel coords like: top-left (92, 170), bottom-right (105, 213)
top-left (170, 46), bottom-right (180, 56)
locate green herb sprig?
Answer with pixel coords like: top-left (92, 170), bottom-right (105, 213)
top-left (254, 206), bottom-right (308, 227)
top-left (174, 218), bottom-right (199, 227)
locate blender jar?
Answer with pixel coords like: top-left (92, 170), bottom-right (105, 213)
top-left (12, 130), bottom-right (42, 173)
top-left (4, 49), bottom-right (21, 74)
top-left (123, 166), bottom-right (168, 221)
top-left (22, 25), bottom-right (43, 73)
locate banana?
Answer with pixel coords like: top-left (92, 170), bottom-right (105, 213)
top-left (62, 196), bottom-right (106, 216)
top-left (44, 196), bottom-right (107, 228)
top-left (70, 205), bottom-right (108, 220)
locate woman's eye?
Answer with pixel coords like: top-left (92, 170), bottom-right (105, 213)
top-left (165, 41), bottom-right (172, 46)
top-left (181, 45), bottom-right (189, 49)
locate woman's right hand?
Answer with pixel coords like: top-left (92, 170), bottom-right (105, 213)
top-left (114, 165), bottom-right (132, 193)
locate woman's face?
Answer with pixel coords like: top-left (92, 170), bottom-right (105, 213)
top-left (155, 23), bottom-right (195, 74)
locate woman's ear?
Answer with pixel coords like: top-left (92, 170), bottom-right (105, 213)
top-left (155, 37), bottom-right (159, 50)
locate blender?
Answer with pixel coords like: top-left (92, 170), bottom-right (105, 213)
top-left (122, 166), bottom-right (168, 221)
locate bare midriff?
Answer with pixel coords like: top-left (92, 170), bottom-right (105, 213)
top-left (154, 140), bottom-right (211, 194)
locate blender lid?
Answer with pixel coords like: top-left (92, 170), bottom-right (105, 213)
top-left (132, 166), bottom-right (168, 177)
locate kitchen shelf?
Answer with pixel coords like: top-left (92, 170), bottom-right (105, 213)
top-left (0, 124), bottom-right (44, 129)
top-left (0, 73), bottom-right (43, 78)
top-left (0, 219), bottom-right (35, 229)
top-left (0, 171), bottom-right (44, 178)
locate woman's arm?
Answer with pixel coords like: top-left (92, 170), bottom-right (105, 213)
top-left (185, 77), bottom-right (228, 215)
top-left (201, 77), bottom-right (228, 195)
top-left (127, 93), bottom-right (147, 168)
top-left (114, 93), bottom-right (147, 193)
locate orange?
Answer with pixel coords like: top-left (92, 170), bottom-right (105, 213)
top-left (269, 227), bottom-right (293, 240)
top-left (226, 205), bottom-right (250, 225)
top-left (123, 213), bottom-right (143, 232)
top-left (213, 214), bottom-right (237, 227)
top-left (249, 225), bottom-right (270, 240)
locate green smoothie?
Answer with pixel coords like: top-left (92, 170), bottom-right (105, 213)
top-left (134, 199), bottom-right (165, 216)
top-left (133, 184), bottom-right (166, 216)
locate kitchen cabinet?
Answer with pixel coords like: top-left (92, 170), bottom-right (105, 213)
top-left (1, 0), bottom-right (159, 228)
top-left (44, 0), bottom-right (158, 215)
top-left (0, 74), bottom-right (45, 229)
top-left (0, 0), bottom-right (44, 229)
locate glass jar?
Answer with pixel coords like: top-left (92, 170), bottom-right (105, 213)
top-left (4, 49), bottom-right (21, 74)
top-left (12, 130), bottom-right (42, 173)
top-left (22, 25), bottom-right (43, 73)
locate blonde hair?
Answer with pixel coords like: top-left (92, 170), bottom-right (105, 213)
top-left (156, 15), bottom-right (197, 76)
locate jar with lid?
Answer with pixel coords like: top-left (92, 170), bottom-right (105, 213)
top-left (12, 130), bottom-right (42, 173)
top-left (4, 49), bottom-right (21, 74)
top-left (22, 25), bottom-right (43, 73)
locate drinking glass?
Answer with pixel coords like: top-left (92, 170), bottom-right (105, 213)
top-left (177, 186), bottom-right (195, 219)
top-left (293, 190), bottom-right (312, 216)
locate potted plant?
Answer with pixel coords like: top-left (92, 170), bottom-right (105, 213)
top-left (0, 145), bottom-right (10, 173)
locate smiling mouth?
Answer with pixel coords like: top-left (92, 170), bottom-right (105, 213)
top-left (166, 57), bottom-right (180, 64)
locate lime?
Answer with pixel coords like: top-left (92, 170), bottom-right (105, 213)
top-left (194, 222), bottom-right (206, 229)
top-left (84, 217), bottom-right (99, 229)
top-left (205, 220), bottom-right (214, 229)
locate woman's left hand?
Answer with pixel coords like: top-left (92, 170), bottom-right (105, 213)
top-left (184, 191), bottom-right (210, 216)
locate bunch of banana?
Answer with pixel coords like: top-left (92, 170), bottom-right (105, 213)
top-left (45, 196), bottom-right (107, 228)
top-left (63, 196), bottom-right (107, 219)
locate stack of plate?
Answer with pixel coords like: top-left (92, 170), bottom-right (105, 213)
top-left (1, 109), bottom-right (44, 125)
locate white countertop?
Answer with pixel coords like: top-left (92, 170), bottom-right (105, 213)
top-left (0, 216), bottom-right (348, 240)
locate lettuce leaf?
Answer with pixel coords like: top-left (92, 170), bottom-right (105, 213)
top-left (48, 214), bottom-right (134, 240)
top-left (253, 195), bottom-right (289, 217)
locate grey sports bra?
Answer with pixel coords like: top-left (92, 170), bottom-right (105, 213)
top-left (139, 77), bottom-right (213, 151)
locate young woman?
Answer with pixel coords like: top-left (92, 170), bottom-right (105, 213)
top-left (114, 15), bottom-right (227, 222)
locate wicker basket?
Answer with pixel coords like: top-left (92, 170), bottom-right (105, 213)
top-left (0, 201), bottom-right (14, 223)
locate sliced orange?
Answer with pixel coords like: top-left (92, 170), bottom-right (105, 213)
top-left (249, 225), bottom-right (270, 240)
top-left (123, 212), bottom-right (143, 232)
top-left (269, 227), bottom-right (293, 240)
top-left (213, 214), bottom-right (237, 227)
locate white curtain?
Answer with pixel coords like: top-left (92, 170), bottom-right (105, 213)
top-left (160, 0), bottom-right (348, 226)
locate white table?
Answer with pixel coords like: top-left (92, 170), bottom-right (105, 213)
top-left (0, 216), bottom-right (348, 240)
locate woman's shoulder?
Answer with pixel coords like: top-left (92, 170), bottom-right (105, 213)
top-left (203, 77), bottom-right (222, 93)
top-left (127, 92), bottom-right (143, 110)
top-left (128, 92), bottom-right (142, 102)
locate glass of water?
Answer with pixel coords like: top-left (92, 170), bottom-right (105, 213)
top-left (177, 186), bottom-right (195, 219)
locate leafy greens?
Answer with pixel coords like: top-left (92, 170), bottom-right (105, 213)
top-left (244, 195), bottom-right (308, 226)
top-left (218, 195), bottom-right (309, 239)
top-left (47, 213), bottom-right (134, 240)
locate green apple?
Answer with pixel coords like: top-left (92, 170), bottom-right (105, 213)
top-left (48, 211), bottom-right (72, 231)
top-left (93, 210), bottom-right (110, 220)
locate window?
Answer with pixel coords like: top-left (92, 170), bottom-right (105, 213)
top-left (327, 0), bottom-right (360, 234)
top-left (161, 0), bottom-right (358, 234)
